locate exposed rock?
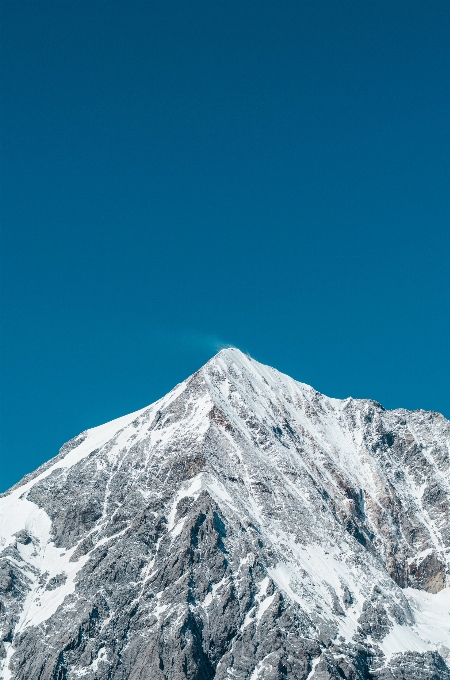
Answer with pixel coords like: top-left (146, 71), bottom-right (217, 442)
top-left (409, 551), bottom-right (447, 594)
top-left (0, 348), bottom-right (449, 679)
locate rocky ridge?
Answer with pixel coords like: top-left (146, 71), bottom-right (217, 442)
top-left (1, 348), bottom-right (449, 679)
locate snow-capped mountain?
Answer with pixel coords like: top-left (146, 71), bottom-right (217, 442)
top-left (1, 348), bottom-right (449, 680)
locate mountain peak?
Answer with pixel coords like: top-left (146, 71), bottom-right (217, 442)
top-left (1, 354), bottom-right (449, 679)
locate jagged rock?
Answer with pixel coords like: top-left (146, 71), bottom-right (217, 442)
top-left (0, 348), bottom-right (449, 679)
top-left (409, 551), bottom-right (447, 594)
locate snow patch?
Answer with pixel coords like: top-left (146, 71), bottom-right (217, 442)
top-left (380, 587), bottom-right (450, 660)
top-left (166, 475), bottom-right (203, 531)
top-left (203, 578), bottom-right (226, 607)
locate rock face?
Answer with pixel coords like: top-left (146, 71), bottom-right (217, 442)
top-left (1, 348), bottom-right (450, 680)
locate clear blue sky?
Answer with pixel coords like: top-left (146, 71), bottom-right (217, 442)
top-left (1, 1), bottom-right (449, 492)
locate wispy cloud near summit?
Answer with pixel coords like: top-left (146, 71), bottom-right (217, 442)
top-left (148, 327), bottom-right (239, 357)
top-left (179, 331), bottom-right (236, 354)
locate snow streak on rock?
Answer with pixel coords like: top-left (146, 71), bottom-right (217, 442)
top-left (1, 348), bottom-right (449, 679)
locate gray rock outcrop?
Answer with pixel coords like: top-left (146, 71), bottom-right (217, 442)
top-left (1, 348), bottom-right (449, 679)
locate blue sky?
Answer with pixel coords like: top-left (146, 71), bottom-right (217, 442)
top-left (1, 0), bottom-right (449, 492)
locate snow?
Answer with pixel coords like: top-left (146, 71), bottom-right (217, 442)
top-left (91, 647), bottom-right (108, 672)
top-left (249, 653), bottom-right (277, 680)
top-left (166, 474), bottom-right (203, 531)
top-left (380, 587), bottom-right (450, 660)
top-left (1, 347), bottom-right (449, 677)
top-left (203, 578), bottom-right (226, 607)
top-left (171, 517), bottom-right (186, 537)
top-left (166, 471), bottom-right (238, 534)
top-left (305, 656), bottom-right (321, 680)
top-left (257, 592), bottom-right (276, 619)
top-left (0, 491), bottom-right (90, 639)
top-left (0, 378), bottom-right (189, 653)
top-left (0, 440), bottom-right (112, 640)
top-left (266, 538), bottom-right (368, 642)
top-left (242, 577), bottom-right (276, 628)
top-left (154, 601), bottom-right (169, 618)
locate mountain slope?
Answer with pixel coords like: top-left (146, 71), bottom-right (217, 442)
top-left (1, 348), bottom-right (449, 680)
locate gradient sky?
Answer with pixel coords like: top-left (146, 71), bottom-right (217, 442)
top-left (1, 0), bottom-right (449, 492)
